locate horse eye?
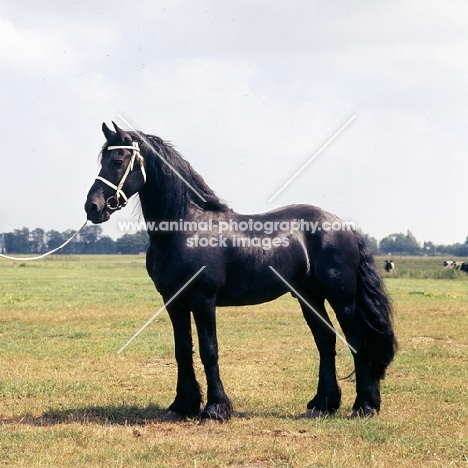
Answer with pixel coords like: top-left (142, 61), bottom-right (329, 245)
top-left (113, 160), bottom-right (124, 168)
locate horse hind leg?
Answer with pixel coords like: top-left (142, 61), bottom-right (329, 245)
top-left (299, 294), bottom-right (342, 418)
top-left (327, 295), bottom-right (382, 418)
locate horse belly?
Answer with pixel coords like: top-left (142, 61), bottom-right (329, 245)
top-left (216, 274), bottom-right (289, 306)
top-left (215, 240), bottom-right (308, 307)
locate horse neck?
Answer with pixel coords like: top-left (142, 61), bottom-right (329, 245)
top-left (134, 136), bottom-right (229, 235)
top-left (138, 177), bottom-right (187, 224)
top-left (135, 147), bottom-right (189, 226)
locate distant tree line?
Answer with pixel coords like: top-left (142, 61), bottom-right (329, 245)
top-left (0, 226), bottom-right (148, 255)
top-left (362, 230), bottom-right (468, 257)
top-left (1, 227), bottom-right (468, 256)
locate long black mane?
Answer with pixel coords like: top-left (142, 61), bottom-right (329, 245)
top-left (131, 132), bottom-right (229, 220)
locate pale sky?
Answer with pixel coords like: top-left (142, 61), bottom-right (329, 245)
top-left (1, 0), bottom-right (467, 245)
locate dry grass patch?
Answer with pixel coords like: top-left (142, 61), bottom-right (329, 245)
top-left (1, 256), bottom-right (467, 467)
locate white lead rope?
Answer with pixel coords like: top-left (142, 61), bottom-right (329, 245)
top-left (0, 220), bottom-right (88, 262)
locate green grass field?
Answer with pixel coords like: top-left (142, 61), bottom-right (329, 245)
top-left (1, 255), bottom-right (467, 467)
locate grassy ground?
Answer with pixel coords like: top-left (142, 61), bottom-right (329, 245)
top-left (0, 255), bottom-right (467, 467)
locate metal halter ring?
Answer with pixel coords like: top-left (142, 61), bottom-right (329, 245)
top-left (106, 195), bottom-right (125, 211)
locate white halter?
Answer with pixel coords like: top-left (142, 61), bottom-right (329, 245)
top-left (95, 141), bottom-right (146, 210)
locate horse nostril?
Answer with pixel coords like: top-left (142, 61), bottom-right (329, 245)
top-left (85, 199), bottom-right (100, 217)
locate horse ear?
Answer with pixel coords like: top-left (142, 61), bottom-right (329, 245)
top-left (112, 121), bottom-right (133, 145)
top-left (102, 122), bottom-right (116, 141)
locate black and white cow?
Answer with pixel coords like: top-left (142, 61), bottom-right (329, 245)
top-left (444, 260), bottom-right (468, 271)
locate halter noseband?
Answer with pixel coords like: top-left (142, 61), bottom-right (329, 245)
top-left (95, 141), bottom-right (147, 210)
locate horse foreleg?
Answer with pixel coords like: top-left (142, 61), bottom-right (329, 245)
top-left (163, 303), bottom-right (203, 421)
top-left (192, 302), bottom-right (233, 424)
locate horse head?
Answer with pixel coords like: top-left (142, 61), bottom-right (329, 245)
top-left (85, 122), bottom-right (146, 224)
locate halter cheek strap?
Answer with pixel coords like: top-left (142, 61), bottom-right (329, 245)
top-left (95, 141), bottom-right (146, 210)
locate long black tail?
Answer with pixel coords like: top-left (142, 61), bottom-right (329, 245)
top-left (355, 232), bottom-right (397, 379)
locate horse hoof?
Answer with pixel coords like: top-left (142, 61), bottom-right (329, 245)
top-left (161, 410), bottom-right (185, 423)
top-left (306, 408), bottom-right (329, 419)
top-left (349, 408), bottom-right (375, 419)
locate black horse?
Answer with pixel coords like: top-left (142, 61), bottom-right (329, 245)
top-left (85, 122), bottom-right (397, 423)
